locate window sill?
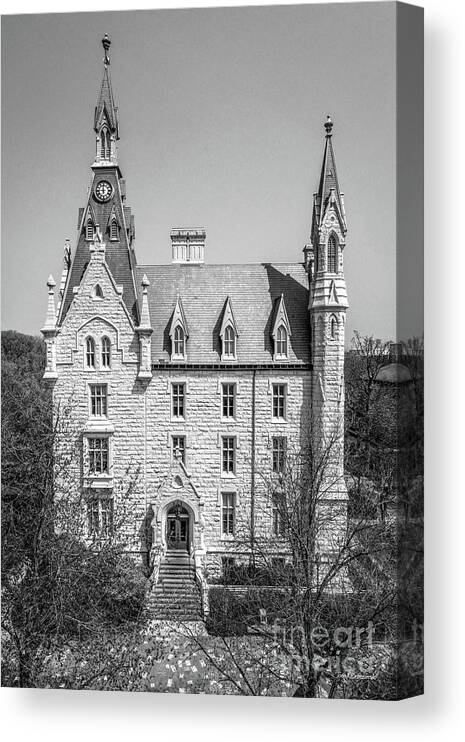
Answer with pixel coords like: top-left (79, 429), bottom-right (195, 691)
top-left (84, 475), bottom-right (113, 489)
top-left (83, 420), bottom-right (115, 433)
top-left (221, 472), bottom-right (237, 480)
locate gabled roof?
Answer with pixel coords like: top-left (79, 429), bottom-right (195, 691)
top-left (219, 296), bottom-right (238, 338)
top-left (271, 294), bottom-right (292, 338)
top-left (168, 295), bottom-right (189, 338)
top-left (136, 263), bottom-right (310, 365)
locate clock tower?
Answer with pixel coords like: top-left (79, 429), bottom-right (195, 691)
top-left (58, 35), bottom-right (139, 325)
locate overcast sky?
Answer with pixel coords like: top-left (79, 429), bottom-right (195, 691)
top-left (2, 3), bottom-right (401, 343)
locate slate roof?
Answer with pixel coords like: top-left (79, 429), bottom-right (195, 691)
top-left (136, 263), bottom-right (311, 365)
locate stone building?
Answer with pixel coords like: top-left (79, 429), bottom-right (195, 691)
top-left (41, 37), bottom-right (349, 615)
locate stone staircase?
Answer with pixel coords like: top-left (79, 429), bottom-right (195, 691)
top-left (147, 550), bottom-right (202, 621)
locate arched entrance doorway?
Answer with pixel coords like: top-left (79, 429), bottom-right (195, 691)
top-left (166, 501), bottom-right (190, 551)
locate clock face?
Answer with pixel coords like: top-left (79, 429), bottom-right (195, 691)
top-left (94, 180), bottom-right (113, 202)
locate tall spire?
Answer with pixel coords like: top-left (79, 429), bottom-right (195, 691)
top-left (94, 34), bottom-right (119, 163)
top-left (313, 116), bottom-right (346, 232)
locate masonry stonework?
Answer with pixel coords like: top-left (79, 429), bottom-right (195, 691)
top-left (42, 38), bottom-right (349, 607)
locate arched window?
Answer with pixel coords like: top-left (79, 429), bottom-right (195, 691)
top-left (100, 128), bottom-right (111, 160)
top-left (276, 325), bottom-right (288, 357)
top-left (86, 337), bottom-right (95, 368)
top-left (101, 336), bottom-right (111, 368)
top-left (173, 325), bottom-right (185, 358)
top-left (110, 219), bottom-right (118, 241)
top-left (86, 220), bottom-right (94, 241)
top-left (327, 234), bottom-right (338, 273)
top-left (92, 284), bottom-right (104, 299)
top-left (330, 315), bottom-right (338, 340)
top-left (223, 325), bottom-right (236, 358)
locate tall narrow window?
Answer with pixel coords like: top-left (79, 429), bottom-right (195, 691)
top-left (88, 437), bottom-right (109, 475)
top-left (86, 220), bottom-right (94, 241)
top-left (222, 437), bottom-right (236, 475)
top-left (172, 383), bottom-right (185, 418)
top-left (101, 336), bottom-right (111, 368)
top-left (88, 496), bottom-right (113, 538)
top-left (272, 384), bottom-right (286, 420)
top-left (223, 325), bottom-right (236, 359)
top-left (110, 219), bottom-right (118, 240)
top-left (173, 326), bottom-right (185, 359)
top-left (222, 492), bottom-right (235, 536)
top-left (100, 128), bottom-right (111, 160)
top-left (90, 384), bottom-right (108, 417)
top-left (327, 234), bottom-right (338, 273)
top-left (222, 383), bottom-right (235, 418)
top-left (272, 493), bottom-right (286, 537)
top-left (172, 435), bottom-right (186, 463)
top-left (330, 316), bottom-right (337, 340)
top-left (276, 326), bottom-right (288, 358)
top-left (86, 337), bottom-right (95, 368)
top-left (272, 436), bottom-right (287, 473)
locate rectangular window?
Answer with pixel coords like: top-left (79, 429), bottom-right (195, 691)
top-left (222, 383), bottom-right (235, 418)
top-left (272, 493), bottom-right (286, 537)
top-left (222, 436), bottom-right (235, 475)
top-left (172, 435), bottom-right (186, 463)
top-left (88, 496), bottom-right (113, 538)
top-left (272, 384), bottom-right (286, 419)
top-left (90, 384), bottom-right (108, 416)
top-left (88, 437), bottom-right (109, 475)
top-left (222, 493), bottom-right (235, 536)
top-left (272, 436), bottom-right (287, 473)
top-left (172, 383), bottom-right (185, 418)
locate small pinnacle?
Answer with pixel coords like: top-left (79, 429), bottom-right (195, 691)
top-left (324, 115), bottom-right (333, 136)
top-left (142, 274), bottom-right (150, 288)
top-left (102, 33), bottom-right (111, 66)
top-left (47, 274), bottom-right (56, 289)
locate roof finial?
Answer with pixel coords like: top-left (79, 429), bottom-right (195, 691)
top-left (102, 33), bottom-right (111, 67)
top-left (324, 115), bottom-right (333, 137)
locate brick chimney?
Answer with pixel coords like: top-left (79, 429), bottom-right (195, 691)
top-left (171, 228), bottom-right (206, 264)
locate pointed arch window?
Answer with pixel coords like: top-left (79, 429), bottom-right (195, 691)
top-left (223, 325), bottom-right (236, 359)
top-left (330, 315), bottom-right (338, 340)
top-left (173, 325), bottom-right (185, 359)
top-left (86, 337), bottom-right (96, 368)
top-left (110, 219), bottom-right (118, 241)
top-left (100, 127), bottom-right (111, 160)
top-left (101, 336), bottom-right (111, 368)
top-left (327, 234), bottom-right (338, 273)
top-left (276, 325), bottom-right (288, 358)
top-left (92, 284), bottom-right (104, 300)
top-left (86, 219), bottom-right (94, 241)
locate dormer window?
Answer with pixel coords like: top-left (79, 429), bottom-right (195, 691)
top-left (86, 220), bottom-right (94, 241)
top-left (169, 296), bottom-right (189, 363)
top-left (271, 294), bottom-right (291, 362)
top-left (219, 297), bottom-right (238, 363)
top-left (110, 219), bottom-right (118, 241)
top-left (223, 325), bottom-right (236, 359)
top-left (276, 325), bottom-right (288, 358)
top-left (173, 325), bottom-right (185, 359)
top-left (86, 337), bottom-right (96, 368)
top-left (327, 234), bottom-right (338, 273)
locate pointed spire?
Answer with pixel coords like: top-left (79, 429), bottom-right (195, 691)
top-left (43, 274), bottom-right (57, 330)
top-left (94, 34), bottom-right (119, 154)
top-left (139, 274), bottom-right (152, 329)
top-left (313, 116), bottom-right (345, 231)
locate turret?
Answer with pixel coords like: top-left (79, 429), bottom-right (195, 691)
top-left (309, 117), bottom-right (348, 502)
